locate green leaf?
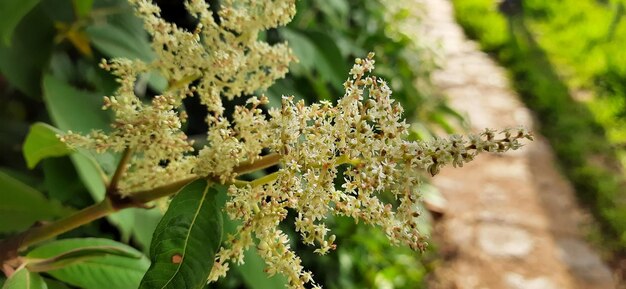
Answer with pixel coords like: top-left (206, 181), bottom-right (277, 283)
top-left (281, 28), bottom-right (317, 71)
top-left (0, 0), bottom-right (41, 45)
top-left (23, 123), bottom-right (73, 169)
top-left (86, 23), bottom-right (153, 62)
top-left (0, 5), bottom-right (54, 98)
top-left (27, 244), bottom-right (142, 272)
top-left (139, 179), bottom-right (223, 289)
top-left (72, 0), bottom-right (93, 19)
top-left (42, 74), bottom-right (110, 135)
top-left (42, 278), bottom-right (71, 289)
top-left (1, 268), bottom-right (47, 289)
top-left (27, 238), bottom-right (149, 289)
top-left (131, 209), bottom-right (164, 252)
top-left (0, 171), bottom-right (69, 233)
top-left (281, 28), bottom-right (347, 90)
top-left (302, 30), bottom-right (347, 89)
top-left (42, 157), bottom-right (93, 208)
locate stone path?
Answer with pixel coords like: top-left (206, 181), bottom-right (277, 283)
top-left (416, 0), bottom-right (618, 288)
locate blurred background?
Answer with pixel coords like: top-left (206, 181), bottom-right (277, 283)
top-left (0, 0), bottom-right (625, 288)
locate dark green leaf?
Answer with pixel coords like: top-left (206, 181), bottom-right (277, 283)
top-left (302, 30), bottom-right (348, 89)
top-left (27, 238), bottom-right (149, 289)
top-left (42, 278), bottom-right (71, 289)
top-left (0, 171), bottom-right (69, 233)
top-left (23, 123), bottom-right (73, 169)
top-left (139, 179), bottom-right (222, 289)
top-left (0, 0), bottom-right (40, 45)
top-left (0, 5), bottom-right (54, 97)
top-left (281, 28), bottom-right (347, 90)
top-left (1, 268), bottom-right (47, 289)
top-left (42, 157), bottom-right (92, 208)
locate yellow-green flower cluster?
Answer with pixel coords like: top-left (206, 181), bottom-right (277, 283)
top-left (207, 54), bottom-right (532, 288)
top-left (62, 0), bottom-right (296, 193)
top-left (61, 1), bottom-right (532, 289)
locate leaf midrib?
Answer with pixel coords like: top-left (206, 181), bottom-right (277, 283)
top-left (159, 183), bottom-right (209, 289)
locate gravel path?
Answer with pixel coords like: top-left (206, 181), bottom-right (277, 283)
top-left (418, 0), bottom-right (617, 288)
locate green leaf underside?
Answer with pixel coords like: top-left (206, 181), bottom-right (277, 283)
top-left (139, 179), bottom-right (223, 289)
top-left (1, 268), bottom-right (47, 289)
top-left (26, 245), bottom-right (142, 272)
top-left (0, 171), bottom-right (69, 233)
top-left (23, 122), bottom-right (73, 169)
top-left (27, 238), bottom-right (149, 289)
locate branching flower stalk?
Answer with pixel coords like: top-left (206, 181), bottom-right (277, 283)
top-left (2, 0), bottom-right (532, 288)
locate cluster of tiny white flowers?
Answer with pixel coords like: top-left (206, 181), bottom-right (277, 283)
top-left (62, 0), bottom-right (296, 193)
top-left (207, 54), bottom-right (532, 288)
top-left (60, 1), bottom-right (532, 289)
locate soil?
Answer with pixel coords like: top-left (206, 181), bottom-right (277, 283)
top-left (417, 0), bottom-right (619, 288)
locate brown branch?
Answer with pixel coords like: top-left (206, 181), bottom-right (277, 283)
top-left (0, 176), bottom-right (199, 268)
top-left (0, 152), bottom-right (284, 269)
top-left (0, 201), bottom-right (113, 266)
top-left (232, 153), bottom-right (281, 175)
top-left (106, 147), bottom-right (133, 198)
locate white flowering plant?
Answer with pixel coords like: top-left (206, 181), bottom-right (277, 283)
top-left (0, 0), bottom-right (531, 289)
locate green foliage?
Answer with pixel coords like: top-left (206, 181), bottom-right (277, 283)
top-left (0, 0), bottom-right (41, 45)
top-left (452, 0), bottom-right (626, 254)
top-left (26, 238), bottom-right (149, 289)
top-left (0, 5), bottom-right (54, 98)
top-left (271, 0), bottom-right (463, 137)
top-left (2, 267), bottom-right (47, 289)
top-left (296, 217), bottom-right (434, 289)
top-left (26, 242), bottom-right (143, 272)
top-left (72, 0), bottom-right (94, 19)
top-left (452, 0), bottom-right (508, 52)
top-left (0, 171), bottom-right (70, 233)
top-left (23, 123), bottom-right (73, 169)
top-left (139, 180), bottom-right (222, 289)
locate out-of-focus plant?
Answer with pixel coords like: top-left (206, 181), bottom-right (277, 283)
top-left (452, 0), bottom-right (626, 262)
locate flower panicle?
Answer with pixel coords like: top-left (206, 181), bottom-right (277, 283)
top-left (57, 2), bottom-right (532, 289)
